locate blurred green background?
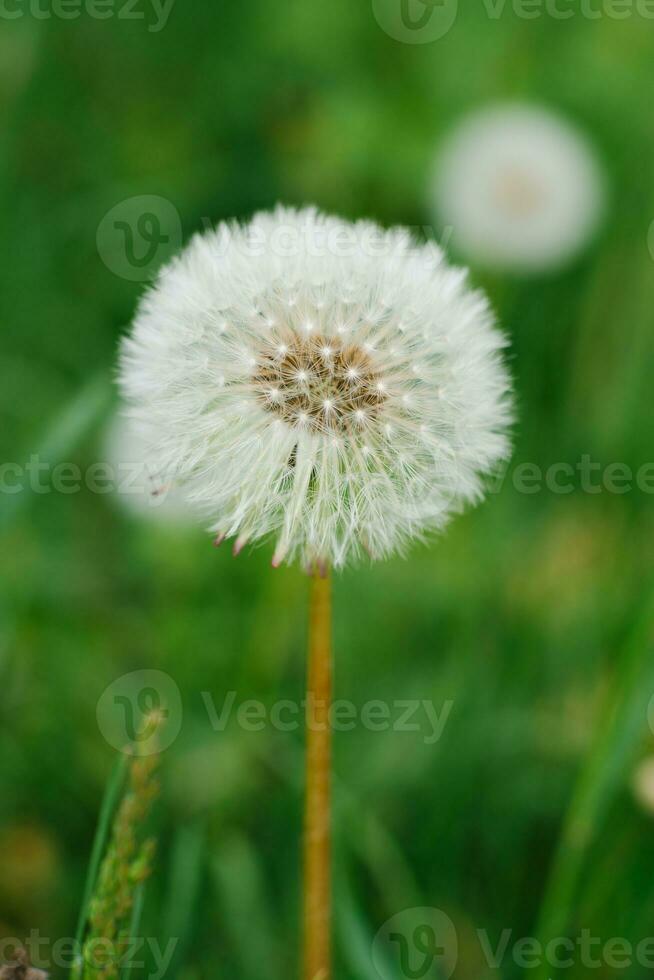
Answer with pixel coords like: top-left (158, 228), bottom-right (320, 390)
top-left (2, 2), bottom-right (654, 978)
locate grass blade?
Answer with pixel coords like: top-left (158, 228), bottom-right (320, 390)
top-left (335, 849), bottom-right (402, 980)
top-left (533, 591), bottom-right (654, 978)
top-left (211, 832), bottom-right (282, 980)
top-left (74, 753), bottom-right (130, 954)
top-left (1, 371), bottom-right (112, 531)
top-left (161, 822), bottom-right (206, 978)
top-left (121, 882), bottom-right (146, 980)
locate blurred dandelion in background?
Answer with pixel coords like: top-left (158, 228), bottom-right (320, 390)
top-left (632, 756), bottom-right (654, 815)
top-left (102, 413), bottom-right (195, 525)
top-left (431, 103), bottom-right (606, 273)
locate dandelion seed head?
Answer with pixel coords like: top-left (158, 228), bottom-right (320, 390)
top-left (119, 206), bottom-right (513, 567)
top-left (432, 103), bottom-right (606, 272)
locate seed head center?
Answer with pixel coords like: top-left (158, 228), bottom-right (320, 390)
top-left (254, 333), bottom-right (385, 432)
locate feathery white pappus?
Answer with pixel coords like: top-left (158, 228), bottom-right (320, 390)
top-left (119, 206), bottom-right (513, 569)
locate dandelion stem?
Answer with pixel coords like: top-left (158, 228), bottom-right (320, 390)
top-left (303, 568), bottom-right (332, 980)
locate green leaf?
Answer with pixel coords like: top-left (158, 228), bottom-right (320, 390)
top-left (533, 591), bottom-right (654, 979)
top-left (121, 882), bottom-right (146, 980)
top-left (1, 371), bottom-right (112, 532)
top-left (211, 832), bottom-right (282, 980)
top-left (161, 822), bottom-right (206, 978)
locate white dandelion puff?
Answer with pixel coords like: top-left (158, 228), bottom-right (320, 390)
top-left (119, 205), bottom-right (513, 568)
top-left (431, 103), bottom-right (606, 273)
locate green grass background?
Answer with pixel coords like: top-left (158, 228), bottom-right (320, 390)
top-left (2, 1), bottom-right (654, 977)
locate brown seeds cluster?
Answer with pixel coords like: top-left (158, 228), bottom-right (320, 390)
top-left (253, 333), bottom-right (386, 433)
